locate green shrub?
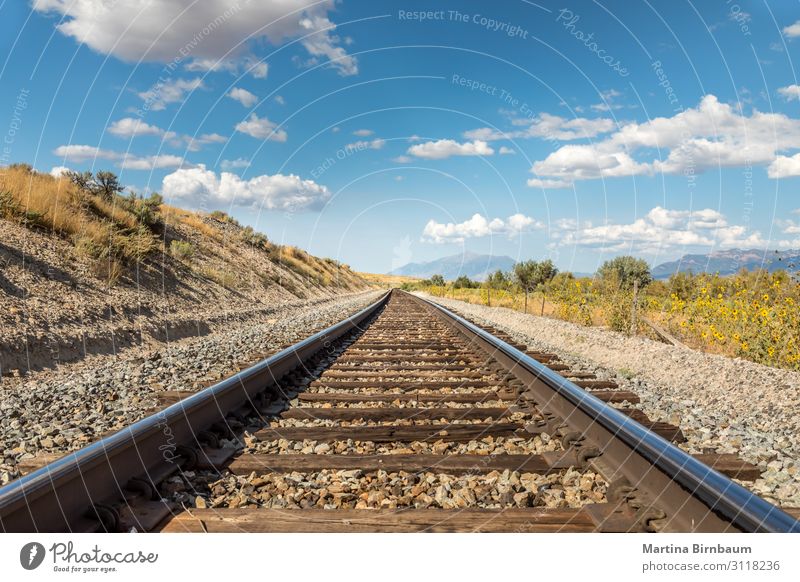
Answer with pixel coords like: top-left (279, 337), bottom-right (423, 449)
top-left (170, 240), bottom-right (194, 260)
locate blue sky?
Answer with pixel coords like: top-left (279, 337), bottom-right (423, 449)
top-left (3, 1), bottom-right (800, 274)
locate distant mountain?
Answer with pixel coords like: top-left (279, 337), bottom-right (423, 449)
top-left (389, 252), bottom-right (516, 281)
top-left (652, 249), bottom-right (800, 279)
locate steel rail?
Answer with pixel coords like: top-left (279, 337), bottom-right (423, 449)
top-left (414, 291), bottom-right (800, 533)
top-left (0, 291), bottom-right (390, 532)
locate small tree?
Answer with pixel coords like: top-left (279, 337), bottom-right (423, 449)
top-left (453, 275), bottom-right (476, 289)
top-left (535, 259), bottom-right (558, 285)
top-left (429, 274), bottom-right (445, 286)
top-left (145, 192), bottom-right (164, 207)
top-left (513, 261), bottom-right (537, 312)
top-left (94, 171), bottom-right (124, 200)
top-left (486, 269), bottom-right (509, 289)
top-left (514, 259), bottom-right (559, 312)
top-left (65, 170), bottom-right (95, 192)
top-left (597, 255), bottom-right (652, 290)
top-left (483, 269), bottom-right (510, 307)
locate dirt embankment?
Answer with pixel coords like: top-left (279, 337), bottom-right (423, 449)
top-left (0, 167), bottom-right (371, 374)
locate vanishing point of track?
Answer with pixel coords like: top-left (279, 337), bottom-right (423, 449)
top-left (1, 290), bottom-right (798, 532)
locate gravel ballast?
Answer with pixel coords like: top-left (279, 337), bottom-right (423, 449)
top-left (0, 290), bottom-right (383, 485)
top-left (166, 467), bottom-right (607, 511)
top-left (417, 293), bottom-right (800, 508)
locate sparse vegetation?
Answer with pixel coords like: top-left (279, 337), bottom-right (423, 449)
top-left (406, 258), bottom-right (800, 370)
top-left (94, 171), bottom-right (124, 201)
top-left (199, 266), bottom-right (238, 289)
top-left (170, 240), bottom-right (194, 260)
top-left (0, 166), bottom-right (161, 283)
top-left (0, 164), bottom-right (366, 293)
top-left (597, 255), bottom-right (652, 290)
top-left (513, 259), bottom-right (558, 312)
top-left (240, 225), bottom-right (269, 249)
top-left (208, 209), bottom-right (241, 226)
top-left (453, 275), bottom-right (479, 289)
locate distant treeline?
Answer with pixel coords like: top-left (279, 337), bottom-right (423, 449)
top-left (406, 255), bottom-right (800, 370)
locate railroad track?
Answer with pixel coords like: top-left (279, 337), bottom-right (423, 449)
top-left (1, 290), bottom-right (798, 532)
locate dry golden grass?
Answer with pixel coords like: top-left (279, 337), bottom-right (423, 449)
top-left (181, 213), bottom-right (219, 239)
top-left (358, 272), bottom-right (420, 287)
top-left (0, 166), bottom-right (159, 265)
top-left (1, 166), bottom-right (367, 291)
top-left (2, 166), bottom-right (96, 236)
top-left (161, 205), bottom-right (221, 239)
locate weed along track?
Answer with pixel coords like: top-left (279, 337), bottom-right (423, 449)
top-left (1, 291), bottom-right (798, 532)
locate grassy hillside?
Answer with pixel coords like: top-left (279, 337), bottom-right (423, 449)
top-left (0, 164), bottom-right (368, 372)
top-left (0, 164), bottom-right (363, 291)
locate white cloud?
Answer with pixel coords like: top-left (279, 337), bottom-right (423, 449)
top-left (557, 206), bottom-right (765, 251)
top-left (298, 14), bottom-right (358, 75)
top-left (162, 165), bottom-right (330, 211)
top-left (422, 213), bottom-right (542, 244)
top-left (530, 95), bottom-right (800, 186)
top-left (248, 61), bottom-right (269, 79)
top-left (108, 117), bottom-right (170, 138)
top-left (784, 20), bottom-right (800, 37)
top-left (138, 78), bottom-right (204, 112)
top-left (33, 1), bottom-right (355, 77)
top-left (778, 85), bottom-right (800, 101)
top-left (235, 113), bottom-right (287, 141)
top-left (533, 146), bottom-right (650, 184)
top-left (590, 103), bottom-right (618, 112)
top-left (352, 129), bottom-right (373, 137)
top-left (768, 152), bottom-right (800, 178)
top-left (184, 58), bottom-right (238, 74)
top-left (53, 144), bottom-right (185, 170)
top-left (220, 158), bottom-right (251, 170)
top-left (408, 139), bottom-right (493, 160)
top-left (107, 118), bottom-right (226, 151)
top-left (498, 146), bottom-right (515, 155)
top-left (54, 144), bottom-right (119, 162)
top-left (184, 133), bottom-right (227, 152)
top-left (227, 87), bottom-right (258, 107)
top-left (345, 138), bottom-right (385, 150)
top-left (590, 89), bottom-right (623, 112)
top-left (527, 178), bottom-right (573, 189)
top-left (120, 154), bottom-right (186, 170)
top-left (50, 166), bottom-right (72, 177)
top-left (776, 217), bottom-right (800, 235)
top-left (465, 113), bottom-right (615, 142)
top-left (187, 56), bottom-right (268, 79)
top-left (393, 155), bottom-right (413, 163)
top-left (197, 133), bottom-right (226, 144)
top-left (275, 95), bottom-right (285, 105)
